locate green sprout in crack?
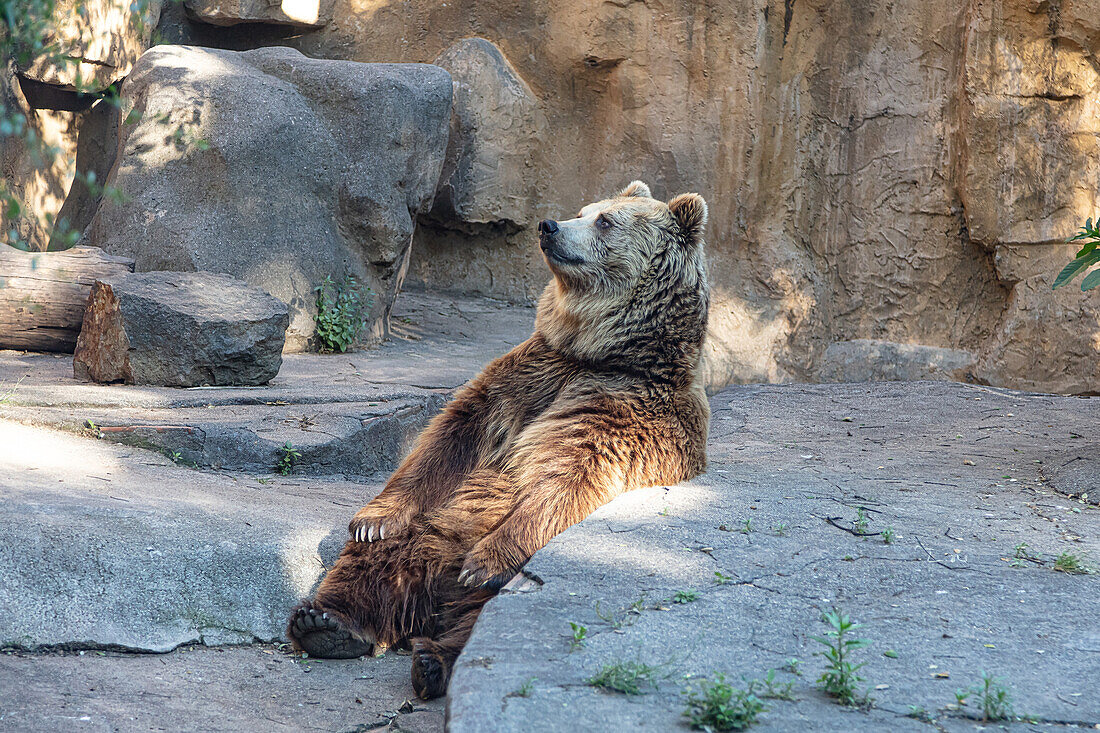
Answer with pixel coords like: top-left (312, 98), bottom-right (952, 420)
top-left (1052, 551), bottom-right (1094, 575)
top-left (587, 661), bottom-right (659, 695)
top-left (713, 571), bottom-right (733, 585)
top-left (853, 507), bottom-right (870, 535)
top-left (682, 674), bottom-right (766, 731)
top-left (276, 442), bottom-right (301, 475)
top-left (673, 590), bottom-right (700, 604)
top-left (810, 607), bottom-right (872, 708)
top-left (747, 669), bottom-right (795, 701)
top-left (969, 671), bottom-right (1013, 722)
top-left (509, 676), bottom-right (536, 698)
top-left (568, 622), bottom-right (587, 651)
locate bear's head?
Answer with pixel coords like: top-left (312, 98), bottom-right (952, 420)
top-left (535, 181), bottom-right (709, 385)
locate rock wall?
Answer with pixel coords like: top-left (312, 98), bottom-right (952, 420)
top-left (227, 0), bottom-right (1094, 392)
top-left (7, 0), bottom-right (1100, 392)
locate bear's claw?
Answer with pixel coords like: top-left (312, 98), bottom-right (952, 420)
top-left (287, 604), bottom-right (375, 659)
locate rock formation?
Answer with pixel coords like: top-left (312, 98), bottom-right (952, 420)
top-left (73, 271), bottom-right (288, 386)
top-left (82, 45), bottom-right (452, 350)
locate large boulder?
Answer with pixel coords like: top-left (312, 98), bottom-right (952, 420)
top-left (183, 0), bottom-right (333, 28)
top-left (83, 45), bottom-right (452, 350)
top-left (427, 38), bottom-right (546, 228)
top-left (17, 0), bottom-right (162, 91)
top-left (73, 271), bottom-right (288, 386)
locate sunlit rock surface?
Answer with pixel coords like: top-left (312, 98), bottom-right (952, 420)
top-left (84, 45), bottom-right (451, 350)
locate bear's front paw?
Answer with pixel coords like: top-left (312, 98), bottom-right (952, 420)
top-left (457, 543), bottom-right (518, 590)
top-left (348, 502), bottom-right (413, 543)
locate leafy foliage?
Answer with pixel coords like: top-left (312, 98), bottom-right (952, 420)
top-left (0, 0), bottom-right (163, 250)
top-left (682, 675), bottom-right (767, 731)
top-left (314, 274), bottom-right (371, 353)
top-left (1053, 218), bottom-right (1100, 292)
top-left (810, 608), bottom-right (872, 707)
top-left (276, 442), bottom-right (301, 475)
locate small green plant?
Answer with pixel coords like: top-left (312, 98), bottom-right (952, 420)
top-left (747, 669), bottom-right (795, 701)
top-left (682, 674), bottom-right (766, 731)
top-left (811, 608), bottom-right (871, 707)
top-left (714, 571), bottom-right (733, 585)
top-left (314, 274), bottom-right (371, 353)
top-left (953, 688), bottom-right (969, 706)
top-left (1011, 542), bottom-right (1041, 567)
top-left (169, 451), bottom-right (182, 463)
top-left (970, 671), bottom-right (1013, 722)
top-left (510, 676), bottom-right (536, 697)
top-left (276, 442), bottom-right (301, 475)
top-left (0, 377), bottom-right (23, 405)
top-left (740, 518), bottom-right (754, 534)
top-left (1053, 551), bottom-right (1093, 575)
top-left (906, 705), bottom-right (932, 722)
top-left (853, 507), bottom-right (870, 535)
top-left (1052, 217), bottom-right (1100, 292)
top-left (882, 527), bottom-right (896, 544)
top-left (673, 590), bottom-right (700, 604)
top-left (773, 523), bottom-right (789, 536)
top-left (782, 658), bottom-right (801, 676)
top-left (587, 661), bottom-right (659, 695)
top-left (568, 622), bottom-right (587, 651)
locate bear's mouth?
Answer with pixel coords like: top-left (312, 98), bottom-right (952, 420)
top-left (540, 241), bottom-right (586, 267)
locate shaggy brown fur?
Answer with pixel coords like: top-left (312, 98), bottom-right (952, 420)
top-left (287, 181), bottom-right (711, 699)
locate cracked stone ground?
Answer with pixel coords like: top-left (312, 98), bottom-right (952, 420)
top-left (1, 291), bottom-right (1098, 732)
top-left (449, 382), bottom-right (1099, 732)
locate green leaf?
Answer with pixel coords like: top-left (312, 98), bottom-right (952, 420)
top-left (1081, 267), bottom-right (1100, 291)
top-left (1078, 240), bottom-right (1099, 258)
top-left (1052, 250), bottom-right (1100, 289)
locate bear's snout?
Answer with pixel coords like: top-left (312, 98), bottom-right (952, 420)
top-left (537, 219), bottom-right (559, 236)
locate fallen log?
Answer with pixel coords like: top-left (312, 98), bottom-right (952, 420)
top-left (0, 245), bottom-right (136, 352)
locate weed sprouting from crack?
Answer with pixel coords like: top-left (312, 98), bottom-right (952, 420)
top-left (587, 661), bottom-right (660, 695)
top-left (1053, 551), bottom-right (1094, 575)
top-left (747, 669), bottom-right (795, 701)
top-left (811, 607), bottom-right (873, 708)
top-left (682, 674), bottom-right (766, 731)
top-left (568, 622), bottom-right (587, 651)
top-left (276, 442), bottom-right (301, 475)
top-left (969, 671), bottom-right (1014, 722)
top-left (853, 507), bottom-right (870, 536)
top-left (508, 676), bottom-right (537, 698)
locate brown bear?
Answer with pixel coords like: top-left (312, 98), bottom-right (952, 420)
top-left (287, 181), bottom-right (711, 699)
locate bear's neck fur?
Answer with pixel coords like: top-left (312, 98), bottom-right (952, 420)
top-left (534, 249), bottom-right (709, 390)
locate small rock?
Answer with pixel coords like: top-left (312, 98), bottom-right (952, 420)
top-left (73, 271), bottom-right (288, 387)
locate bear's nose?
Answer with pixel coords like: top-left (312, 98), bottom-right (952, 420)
top-left (538, 219), bottom-right (559, 235)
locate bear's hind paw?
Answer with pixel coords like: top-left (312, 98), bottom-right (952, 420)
top-left (411, 641), bottom-right (451, 700)
top-left (287, 603), bottom-right (376, 659)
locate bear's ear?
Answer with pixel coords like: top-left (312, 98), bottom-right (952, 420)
top-left (668, 193), bottom-right (708, 240)
top-left (617, 180), bottom-right (652, 199)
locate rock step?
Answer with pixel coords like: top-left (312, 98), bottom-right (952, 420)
top-left (17, 394), bottom-right (444, 475)
top-left (0, 420), bottom-right (370, 652)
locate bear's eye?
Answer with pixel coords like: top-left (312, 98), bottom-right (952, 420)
top-left (595, 214), bottom-right (613, 231)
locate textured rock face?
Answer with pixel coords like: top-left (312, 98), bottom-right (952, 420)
top-left (218, 0), bottom-right (1094, 394)
top-left (83, 45), bottom-right (452, 350)
top-left (183, 0), bottom-right (333, 28)
top-left (818, 341), bottom-right (976, 384)
top-left (427, 38), bottom-right (546, 229)
top-left (17, 0), bottom-right (162, 91)
top-left (73, 271), bottom-right (288, 386)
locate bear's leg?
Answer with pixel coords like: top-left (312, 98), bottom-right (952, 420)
top-left (410, 597), bottom-right (488, 700)
top-left (287, 527), bottom-right (449, 658)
